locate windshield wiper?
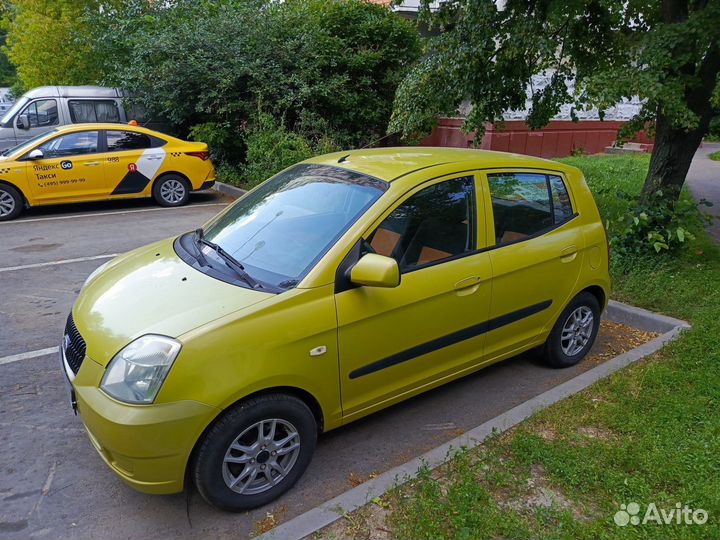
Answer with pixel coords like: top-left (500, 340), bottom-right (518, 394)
top-left (194, 228), bottom-right (262, 289)
top-left (191, 229), bottom-right (209, 267)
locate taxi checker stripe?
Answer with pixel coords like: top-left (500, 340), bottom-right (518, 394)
top-left (348, 300), bottom-right (553, 380)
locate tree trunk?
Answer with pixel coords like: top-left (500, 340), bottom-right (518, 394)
top-left (639, 108), bottom-right (710, 206)
top-left (640, 38), bottom-right (720, 206)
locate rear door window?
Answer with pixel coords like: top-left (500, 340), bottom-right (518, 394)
top-left (487, 172), bottom-right (574, 246)
top-left (106, 130), bottom-right (153, 151)
top-left (68, 100), bottom-right (120, 123)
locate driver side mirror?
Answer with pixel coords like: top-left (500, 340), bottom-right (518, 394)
top-left (27, 149), bottom-right (44, 160)
top-left (17, 114), bottom-right (30, 130)
top-left (350, 253), bottom-right (400, 288)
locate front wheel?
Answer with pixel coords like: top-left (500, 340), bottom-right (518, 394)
top-left (152, 174), bottom-right (190, 207)
top-left (0, 184), bottom-right (23, 221)
top-left (543, 292), bottom-right (601, 368)
top-left (193, 394), bottom-right (317, 512)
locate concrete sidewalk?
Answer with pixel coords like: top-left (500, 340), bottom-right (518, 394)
top-left (687, 142), bottom-right (720, 241)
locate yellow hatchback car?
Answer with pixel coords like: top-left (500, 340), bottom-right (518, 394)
top-left (0, 123), bottom-right (215, 220)
top-left (63, 148), bottom-right (609, 511)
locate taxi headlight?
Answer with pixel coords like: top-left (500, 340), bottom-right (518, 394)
top-left (82, 261), bottom-right (110, 290)
top-left (101, 335), bottom-right (181, 404)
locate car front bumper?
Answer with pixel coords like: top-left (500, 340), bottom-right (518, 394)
top-left (65, 354), bottom-right (220, 494)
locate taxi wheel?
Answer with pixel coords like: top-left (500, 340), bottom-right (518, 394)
top-left (152, 174), bottom-right (190, 207)
top-left (193, 394), bottom-right (317, 512)
top-left (543, 292), bottom-right (600, 368)
top-left (0, 184), bottom-right (22, 221)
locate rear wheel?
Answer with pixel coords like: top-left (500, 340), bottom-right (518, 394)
top-left (193, 394), bottom-right (317, 512)
top-left (0, 184), bottom-right (23, 221)
top-left (152, 174), bottom-right (190, 207)
top-left (543, 292), bottom-right (601, 368)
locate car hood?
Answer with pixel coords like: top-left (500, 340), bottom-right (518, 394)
top-left (73, 237), bottom-right (274, 367)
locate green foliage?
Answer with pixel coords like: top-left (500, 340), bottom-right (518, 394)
top-left (560, 154), bottom-right (709, 256)
top-left (188, 122), bottom-right (246, 165)
top-left (390, 0), bottom-right (720, 208)
top-left (391, 1), bottom-right (720, 141)
top-left (707, 116), bottom-right (720, 139)
top-left (607, 191), bottom-right (710, 256)
top-left (88, 0), bottom-right (419, 166)
top-left (1, 0), bottom-right (108, 89)
top-left (708, 150), bottom-right (720, 161)
top-left (214, 161), bottom-right (246, 189)
top-left (0, 2), bottom-right (16, 89)
top-left (240, 112), bottom-right (339, 188)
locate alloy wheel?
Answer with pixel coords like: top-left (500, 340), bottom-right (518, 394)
top-left (222, 418), bottom-right (301, 495)
top-left (160, 179), bottom-right (186, 204)
top-left (560, 306), bottom-right (594, 356)
top-left (0, 189), bottom-right (15, 217)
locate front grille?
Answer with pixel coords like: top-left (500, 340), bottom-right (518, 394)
top-left (63, 313), bottom-right (86, 375)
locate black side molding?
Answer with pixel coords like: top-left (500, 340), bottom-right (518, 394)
top-left (348, 299), bottom-right (552, 379)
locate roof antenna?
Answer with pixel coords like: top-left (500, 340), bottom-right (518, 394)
top-left (359, 131), bottom-right (399, 150)
top-left (337, 154), bottom-right (351, 163)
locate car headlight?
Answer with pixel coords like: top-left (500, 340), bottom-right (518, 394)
top-left (82, 261), bottom-right (110, 290)
top-left (100, 335), bottom-right (181, 404)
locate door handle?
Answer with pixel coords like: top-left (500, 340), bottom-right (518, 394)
top-left (560, 245), bottom-right (578, 263)
top-left (454, 276), bottom-right (482, 296)
top-left (84, 162), bottom-right (101, 167)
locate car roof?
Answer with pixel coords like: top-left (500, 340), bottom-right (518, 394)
top-left (305, 147), bottom-right (576, 182)
top-left (49, 123), bottom-right (169, 138)
top-left (23, 86), bottom-right (123, 99)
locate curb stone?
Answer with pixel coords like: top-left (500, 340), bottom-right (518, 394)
top-left (254, 301), bottom-right (690, 540)
top-left (212, 180), bottom-right (246, 199)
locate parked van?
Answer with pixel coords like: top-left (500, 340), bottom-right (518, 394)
top-left (0, 86), bottom-right (128, 151)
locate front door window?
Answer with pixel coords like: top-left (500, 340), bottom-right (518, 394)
top-left (38, 131), bottom-right (99, 158)
top-left (367, 176), bottom-right (475, 271)
top-left (21, 99), bottom-right (59, 128)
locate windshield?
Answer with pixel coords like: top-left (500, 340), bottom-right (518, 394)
top-left (202, 164), bottom-right (388, 289)
top-left (0, 96), bottom-right (28, 126)
top-left (1, 129), bottom-right (58, 157)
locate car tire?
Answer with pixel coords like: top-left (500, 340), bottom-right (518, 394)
top-left (0, 184), bottom-right (23, 221)
top-left (542, 292), bottom-right (601, 368)
top-left (152, 174), bottom-right (190, 207)
top-left (193, 394), bottom-right (317, 512)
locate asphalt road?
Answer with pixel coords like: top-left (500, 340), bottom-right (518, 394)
top-left (1, 192), bottom-right (619, 540)
top-left (686, 141), bottom-right (720, 241)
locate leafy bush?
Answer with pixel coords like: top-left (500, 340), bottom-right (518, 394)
top-left (561, 154), bottom-right (711, 257)
top-left (215, 161), bottom-right (246, 189)
top-left (88, 0), bottom-right (420, 165)
top-left (188, 122), bottom-right (245, 165)
top-left (237, 113), bottom-right (340, 189)
top-left (241, 114), bottom-right (314, 188)
top-left (604, 190), bottom-right (711, 256)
